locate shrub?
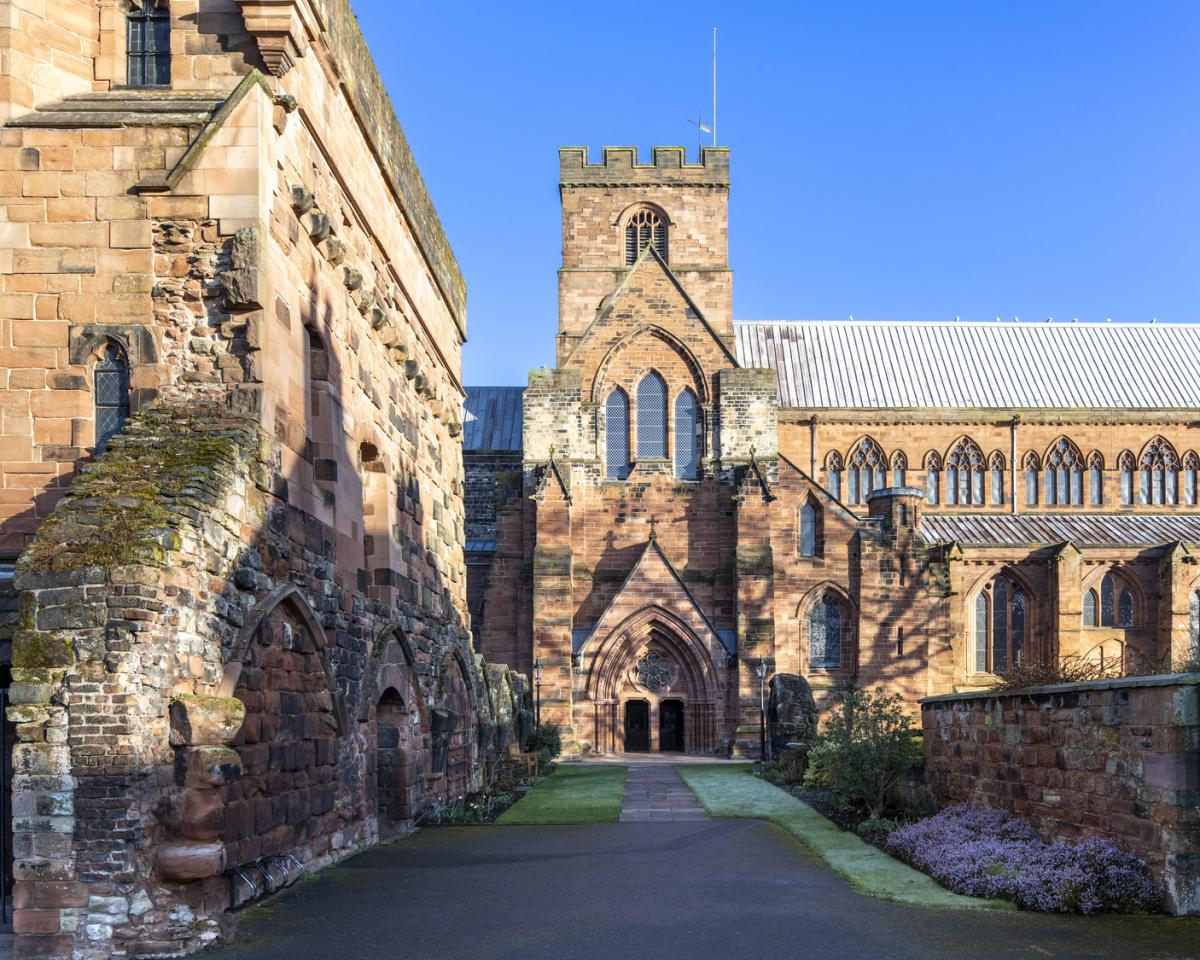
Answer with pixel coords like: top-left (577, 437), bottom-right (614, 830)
top-left (761, 748), bottom-right (808, 786)
top-left (989, 655), bottom-right (1117, 692)
top-left (525, 723), bottom-right (562, 773)
top-left (856, 817), bottom-right (907, 842)
top-left (886, 805), bottom-right (1159, 914)
top-left (803, 683), bottom-right (921, 819)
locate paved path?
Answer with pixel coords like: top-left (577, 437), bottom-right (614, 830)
top-left (204, 822), bottom-right (1199, 960)
top-left (618, 763), bottom-right (709, 822)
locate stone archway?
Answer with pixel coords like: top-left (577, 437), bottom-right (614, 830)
top-left (374, 688), bottom-right (419, 836)
top-left (585, 608), bottom-right (722, 754)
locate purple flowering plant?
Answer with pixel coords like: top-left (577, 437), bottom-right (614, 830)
top-left (885, 805), bottom-right (1159, 914)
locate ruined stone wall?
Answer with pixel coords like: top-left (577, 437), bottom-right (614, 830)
top-left (921, 675), bottom-right (1200, 914)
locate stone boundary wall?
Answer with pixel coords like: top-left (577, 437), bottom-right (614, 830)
top-left (921, 675), bottom-right (1200, 914)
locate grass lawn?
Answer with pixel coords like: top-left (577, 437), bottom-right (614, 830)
top-left (497, 765), bottom-right (628, 824)
top-left (676, 764), bottom-right (1012, 911)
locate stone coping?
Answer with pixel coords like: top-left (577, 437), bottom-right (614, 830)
top-left (920, 672), bottom-right (1200, 706)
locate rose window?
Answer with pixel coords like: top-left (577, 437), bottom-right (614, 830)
top-left (635, 652), bottom-right (673, 692)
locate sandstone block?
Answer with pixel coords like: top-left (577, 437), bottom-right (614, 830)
top-left (156, 842), bottom-right (225, 882)
top-left (169, 694), bottom-right (246, 746)
top-left (180, 745), bottom-right (243, 788)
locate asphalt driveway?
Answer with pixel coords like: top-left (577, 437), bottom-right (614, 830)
top-left (204, 820), bottom-right (1199, 960)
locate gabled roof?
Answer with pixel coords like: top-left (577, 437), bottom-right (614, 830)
top-left (463, 387), bottom-right (523, 451)
top-left (735, 320), bottom-right (1200, 409)
top-left (920, 513), bottom-right (1200, 547)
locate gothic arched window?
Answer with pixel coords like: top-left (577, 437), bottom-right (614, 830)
top-left (604, 388), bottom-right (630, 480)
top-left (1087, 451), bottom-right (1104, 506)
top-left (972, 574), bottom-right (1027, 674)
top-left (1190, 590), bottom-right (1200, 661)
top-left (1023, 452), bottom-right (1040, 506)
top-left (890, 450), bottom-right (907, 488)
top-left (1044, 437), bottom-right (1083, 506)
top-left (625, 207), bottom-right (667, 264)
top-left (1140, 437), bottom-right (1178, 506)
top-left (1083, 589), bottom-right (1098, 627)
top-left (127, 1), bottom-right (171, 87)
top-left (826, 451), bottom-right (843, 502)
top-left (846, 437), bottom-right (885, 505)
top-left (1118, 450), bottom-right (1135, 505)
top-left (799, 499), bottom-right (820, 557)
top-left (673, 388), bottom-right (699, 479)
top-left (1184, 451), bottom-right (1199, 506)
top-left (1095, 572), bottom-right (1136, 628)
top-left (924, 451), bottom-right (941, 506)
top-left (808, 593), bottom-right (846, 670)
top-left (946, 437), bottom-right (985, 506)
top-left (636, 372), bottom-right (667, 459)
top-left (988, 451), bottom-right (1006, 506)
top-left (94, 342), bottom-right (130, 453)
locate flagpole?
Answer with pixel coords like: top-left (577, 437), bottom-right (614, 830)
top-left (712, 27), bottom-right (717, 146)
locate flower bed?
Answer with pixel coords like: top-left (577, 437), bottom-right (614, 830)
top-left (886, 805), bottom-right (1159, 914)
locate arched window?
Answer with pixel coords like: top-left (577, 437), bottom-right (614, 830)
top-left (1118, 589), bottom-right (1134, 628)
top-left (127, 1), bottom-right (170, 87)
top-left (988, 451), bottom-right (1006, 506)
top-left (1094, 572), bottom-right (1136, 628)
top-left (1083, 589), bottom-right (1098, 627)
top-left (924, 451), bottom-right (941, 505)
top-left (1087, 451), bottom-right (1104, 506)
top-left (1044, 437), bottom-right (1083, 506)
top-left (1023, 452), bottom-right (1040, 506)
top-left (808, 593), bottom-right (846, 670)
top-left (946, 437), bottom-right (984, 506)
top-left (625, 207), bottom-right (667, 264)
top-left (604, 388), bottom-right (630, 480)
top-left (94, 342), bottom-right (130, 453)
top-left (972, 574), bottom-right (1027, 674)
top-left (846, 437), bottom-right (885, 505)
top-left (1190, 591), bottom-right (1200, 661)
top-left (799, 499), bottom-right (820, 557)
top-left (1140, 437), bottom-right (1178, 506)
top-left (1118, 450), bottom-right (1135, 505)
top-left (673, 388), bottom-right (699, 479)
top-left (890, 450), bottom-right (907, 488)
top-left (826, 451), bottom-right (843, 502)
top-left (636, 372), bottom-right (667, 459)
top-left (1184, 451), bottom-right (1199, 506)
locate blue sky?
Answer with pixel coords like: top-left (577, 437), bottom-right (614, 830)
top-left (352, 1), bottom-right (1200, 386)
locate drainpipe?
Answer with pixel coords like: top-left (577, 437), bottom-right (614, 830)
top-left (809, 416), bottom-right (817, 477)
top-left (1011, 415), bottom-right (1020, 515)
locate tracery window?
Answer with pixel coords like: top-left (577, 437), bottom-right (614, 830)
top-left (1093, 573), bottom-right (1135, 628)
top-left (890, 450), bottom-right (907, 488)
top-left (636, 372), bottom-right (667, 459)
top-left (988, 451), bottom-right (1005, 506)
top-left (1087, 451), bottom-right (1104, 506)
top-left (1044, 437), bottom-right (1083, 506)
top-left (94, 342), bottom-right (130, 453)
top-left (826, 451), bottom-right (843, 502)
top-left (604, 388), bottom-right (630, 480)
top-left (673, 388), bottom-right (699, 479)
top-left (1139, 437), bottom-right (1179, 506)
top-left (1184, 451), bottom-right (1199, 507)
top-left (924, 451), bottom-right (941, 506)
top-left (799, 498), bottom-right (820, 557)
top-left (946, 437), bottom-right (984, 506)
top-left (846, 437), bottom-right (886, 505)
top-left (1023, 452), bottom-right (1040, 506)
top-left (1118, 450), bottom-right (1135, 506)
top-left (127, 1), bottom-right (170, 87)
top-left (624, 207), bottom-right (667, 264)
top-left (808, 593), bottom-right (847, 670)
top-left (972, 574), bottom-right (1027, 674)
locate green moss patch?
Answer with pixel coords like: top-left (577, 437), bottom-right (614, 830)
top-left (497, 765), bottom-right (628, 825)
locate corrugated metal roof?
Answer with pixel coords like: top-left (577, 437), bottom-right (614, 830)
top-left (463, 387), bottom-right (523, 451)
top-left (734, 321), bottom-right (1200, 409)
top-left (920, 513), bottom-right (1200, 547)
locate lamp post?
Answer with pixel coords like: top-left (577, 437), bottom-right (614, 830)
top-left (533, 657), bottom-right (543, 730)
top-left (755, 657), bottom-right (768, 762)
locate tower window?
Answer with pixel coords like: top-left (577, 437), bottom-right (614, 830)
top-left (127, 2), bottom-right (171, 87)
top-left (625, 208), bottom-right (667, 265)
top-left (673, 388), bottom-right (699, 479)
top-left (635, 372), bottom-right (667, 459)
top-left (94, 343), bottom-right (130, 453)
top-left (604, 388), bottom-right (630, 480)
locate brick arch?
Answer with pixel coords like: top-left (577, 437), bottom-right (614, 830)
top-left (219, 582), bottom-right (345, 734)
top-left (589, 324), bottom-right (710, 405)
top-left (794, 579), bottom-right (858, 620)
top-left (357, 625), bottom-right (427, 725)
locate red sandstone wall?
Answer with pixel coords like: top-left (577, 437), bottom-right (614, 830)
top-left (922, 676), bottom-right (1200, 913)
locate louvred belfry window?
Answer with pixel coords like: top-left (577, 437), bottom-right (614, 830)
top-left (625, 208), bottom-right (667, 264)
top-left (94, 343), bottom-right (130, 453)
top-left (127, 2), bottom-right (171, 87)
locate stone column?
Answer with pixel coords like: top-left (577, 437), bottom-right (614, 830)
top-left (1159, 542), bottom-right (1197, 667)
top-left (1052, 542), bottom-right (1082, 661)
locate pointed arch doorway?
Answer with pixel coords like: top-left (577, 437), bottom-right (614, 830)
top-left (585, 608), bottom-right (721, 754)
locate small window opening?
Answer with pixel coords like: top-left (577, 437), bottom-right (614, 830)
top-left (127, 2), bottom-right (171, 87)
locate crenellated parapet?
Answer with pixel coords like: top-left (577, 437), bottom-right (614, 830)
top-left (559, 146), bottom-right (730, 187)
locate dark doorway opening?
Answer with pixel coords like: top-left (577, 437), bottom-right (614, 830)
top-left (375, 690), bottom-right (411, 837)
top-left (659, 699), bottom-right (684, 752)
top-left (624, 700), bottom-right (649, 752)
